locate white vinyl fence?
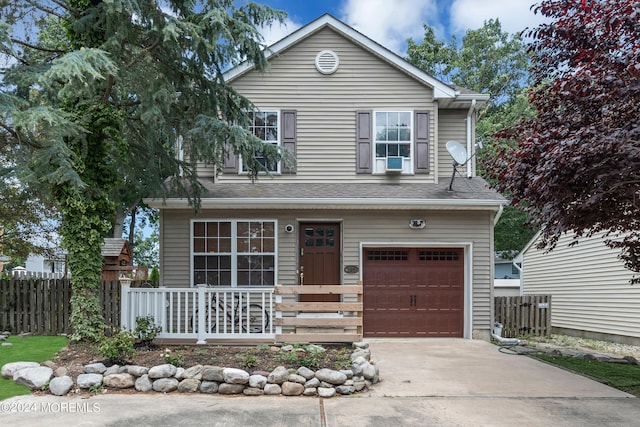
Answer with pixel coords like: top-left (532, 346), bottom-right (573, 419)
top-left (121, 284), bottom-right (274, 343)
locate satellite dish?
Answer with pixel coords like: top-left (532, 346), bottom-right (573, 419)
top-left (446, 140), bottom-right (468, 165)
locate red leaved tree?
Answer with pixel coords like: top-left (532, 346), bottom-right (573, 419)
top-left (486, 0), bottom-right (640, 280)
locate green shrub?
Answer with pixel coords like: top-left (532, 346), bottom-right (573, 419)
top-left (134, 315), bottom-right (162, 344)
top-left (98, 328), bottom-right (137, 364)
top-left (279, 344), bottom-right (325, 369)
top-left (149, 266), bottom-right (160, 285)
top-left (162, 348), bottom-right (184, 367)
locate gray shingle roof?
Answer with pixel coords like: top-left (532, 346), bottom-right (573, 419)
top-left (147, 178), bottom-right (507, 209)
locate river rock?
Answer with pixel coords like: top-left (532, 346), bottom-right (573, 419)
top-left (49, 376), bottom-right (73, 396)
top-left (243, 387), bottom-right (264, 396)
top-left (218, 383), bottom-right (245, 394)
top-left (183, 365), bottom-right (203, 380)
top-left (318, 387), bottom-right (336, 398)
top-left (267, 366), bottom-right (288, 384)
top-left (84, 363), bottom-right (107, 374)
top-left (135, 374), bottom-right (153, 392)
top-left (296, 366), bottom-right (315, 379)
top-left (304, 377), bottom-right (320, 388)
top-left (202, 366), bottom-right (224, 382)
top-left (178, 378), bottom-right (200, 392)
top-left (303, 387), bottom-right (318, 396)
top-left (282, 381), bottom-right (304, 396)
top-left (263, 383), bottom-right (281, 395)
top-left (103, 365), bottom-right (121, 376)
top-left (103, 373), bottom-right (135, 389)
top-left (125, 365), bottom-right (149, 377)
top-left (54, 367), bottom-right (68, 378)
top-left (77, 373), bottom-right (103, 389)
top-left (287, 373), bottom-right (306, 384)
top-left (152, 377), bottom-right (179, 392)
top-left (249, 374), bottom-right (267, 389)
top-left (199, 381), bottom-right (219, 393)
top-left (13, 366), bottom-right (53, 389)
top-left (148, 364), bottom-right (177, 379)
top-left (315, 369), bottom-right (347, 385)
top-left (223, 368), bottom-right (249, 384)
top-left (1, 361), bottom-right (40, 379)
top-left (336, 385), bottom-right (355, 395)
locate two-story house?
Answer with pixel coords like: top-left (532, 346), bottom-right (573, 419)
top-left (146, 14), bottom-right (506, 340)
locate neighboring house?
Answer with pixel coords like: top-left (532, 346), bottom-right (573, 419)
top-left (146, 15), bottom-right (505, 340)
top-left (516, 230), bottom-right (640, 345)
top-left (494, 253), bottom-right (521, 297)
top-left (24, 253), bottom-right (67, 278)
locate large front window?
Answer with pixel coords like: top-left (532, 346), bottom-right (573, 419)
top-left (241, 111), bottom-right (279, 173)
top-left (374, 111), bottom-right (413, 173)
top-left (192, 220), bottom-right (276, 287)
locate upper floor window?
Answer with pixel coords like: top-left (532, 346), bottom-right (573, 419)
top-left (240, 110), bottom-right (280, 173)
top-left (374, 111), bottom-right (413, 174)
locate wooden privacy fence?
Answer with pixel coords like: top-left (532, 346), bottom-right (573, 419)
top-left (0, 279), bottom-right (124, 335)
top-left (494, 294), bottom-right (552, 337)
top-left (274, 283), bottom-right (363, 343)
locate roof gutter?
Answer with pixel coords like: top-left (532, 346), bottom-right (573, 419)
top-left (145, 197), bottom-right (506, 210)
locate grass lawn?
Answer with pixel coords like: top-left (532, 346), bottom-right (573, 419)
top-left (0, 335), bottom-right (68, 401)
top-left (534, 354), bottom-right (640, 397)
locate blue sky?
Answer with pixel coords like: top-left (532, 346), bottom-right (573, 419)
top-left (257, 0), bottom-right (548, 55)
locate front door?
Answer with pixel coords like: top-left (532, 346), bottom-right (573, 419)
top-left (299, 223), bottom-right (341, 302)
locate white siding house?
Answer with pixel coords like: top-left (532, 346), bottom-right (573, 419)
top-left (517, 231), bottom-right (640, 345)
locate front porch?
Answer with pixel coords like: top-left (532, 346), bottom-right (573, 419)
top-left (120, 283), bottom-right (363, 344)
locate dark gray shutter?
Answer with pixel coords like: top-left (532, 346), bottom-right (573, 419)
top-left (414, 110), bottom-right (429, 174)
top-left (222, 144), bottom-right (238, 174)
top-left (356, 110), bottom-right (372, 174)
top-left (281, 110), bottom-right (297, 174)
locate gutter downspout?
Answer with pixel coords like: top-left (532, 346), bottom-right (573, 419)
top-left (493, 204), bottom-right (504, 226)
top-left (466, 99), bottom-right (477, 178)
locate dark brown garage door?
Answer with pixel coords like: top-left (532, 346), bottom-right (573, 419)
top-left (363, 248), bottom-right (464, 337)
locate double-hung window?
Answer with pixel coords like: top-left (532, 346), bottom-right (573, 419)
top-left (192, 220), bottom-right (276, 287)
top-left (240, 110), bottom-right (280, 173)
top-left (374, 111), bottom-right (413, 174)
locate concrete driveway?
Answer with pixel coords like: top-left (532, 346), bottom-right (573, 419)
top-left (1, 339), bottom-right (639, 426)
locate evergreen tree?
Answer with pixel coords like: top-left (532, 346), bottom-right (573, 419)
top-left (0, 1), bottom-right (286, 340)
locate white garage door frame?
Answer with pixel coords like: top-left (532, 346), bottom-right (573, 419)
top-left (359, 241), bottom-right (474, 339)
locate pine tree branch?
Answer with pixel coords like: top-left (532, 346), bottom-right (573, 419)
top-left (10, 38), bottom-right (67, 54)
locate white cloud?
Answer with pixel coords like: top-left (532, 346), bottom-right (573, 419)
top-left (259, 18), bottom-right (302, 47)
top-left (341, 0), bottom-right (438, 55)
top-left (450, 0), bottom-right (548, 35)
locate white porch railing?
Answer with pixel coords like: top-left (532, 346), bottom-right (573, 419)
top-left (120, 285), bottom-right (275, 343)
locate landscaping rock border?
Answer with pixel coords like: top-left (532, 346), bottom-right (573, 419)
top-left (1, 342), bottom-right (379, 398)
top-left (518, 343), bottom-right (640, 365)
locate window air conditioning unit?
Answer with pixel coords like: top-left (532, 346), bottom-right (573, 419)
top-left (385, 157), bottom-right (403, 173)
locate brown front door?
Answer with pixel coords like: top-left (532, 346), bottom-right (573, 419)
top-left (299, 223), bottom-right (341, 302)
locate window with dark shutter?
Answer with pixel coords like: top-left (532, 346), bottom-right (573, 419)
top-left (356, 110), bottom-right (372, 174)
top-left (414, 111), bottom-right (429, 174)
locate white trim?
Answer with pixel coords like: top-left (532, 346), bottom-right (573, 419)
top-left (223, 14), bottom-right (459, 99)
top-left (148, 197), bottom-right (505, 210)
top-left (359, 241), bottom-right (474, 339)
top-left (189, 219), bottom-right (279, 288)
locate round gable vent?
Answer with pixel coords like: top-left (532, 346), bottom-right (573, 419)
top-left (315, 50), bottom-right (339, 75)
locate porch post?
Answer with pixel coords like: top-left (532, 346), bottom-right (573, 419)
top-left (120, 283), bottom-right (130, 330)
top-left (196, 284), bottom-right (207, 344)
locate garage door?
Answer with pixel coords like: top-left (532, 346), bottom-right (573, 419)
top-left (363, 248), bottom-right (464, 337)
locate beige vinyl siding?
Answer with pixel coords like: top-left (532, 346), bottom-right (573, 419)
top-left (522, 231), bottom-right (640, 341)
top-left (205, 27), bottom-right (438, 183)
top-left (159, 208), bottom-right (493, 334)
top-left (437, 109), bottom-right (467, 180)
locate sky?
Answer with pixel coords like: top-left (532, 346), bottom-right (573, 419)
top-left (257, 0), bottom-right (549, 55)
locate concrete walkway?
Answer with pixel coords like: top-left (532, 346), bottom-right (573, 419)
top-left (1, 339), bottom-right (639, 426)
